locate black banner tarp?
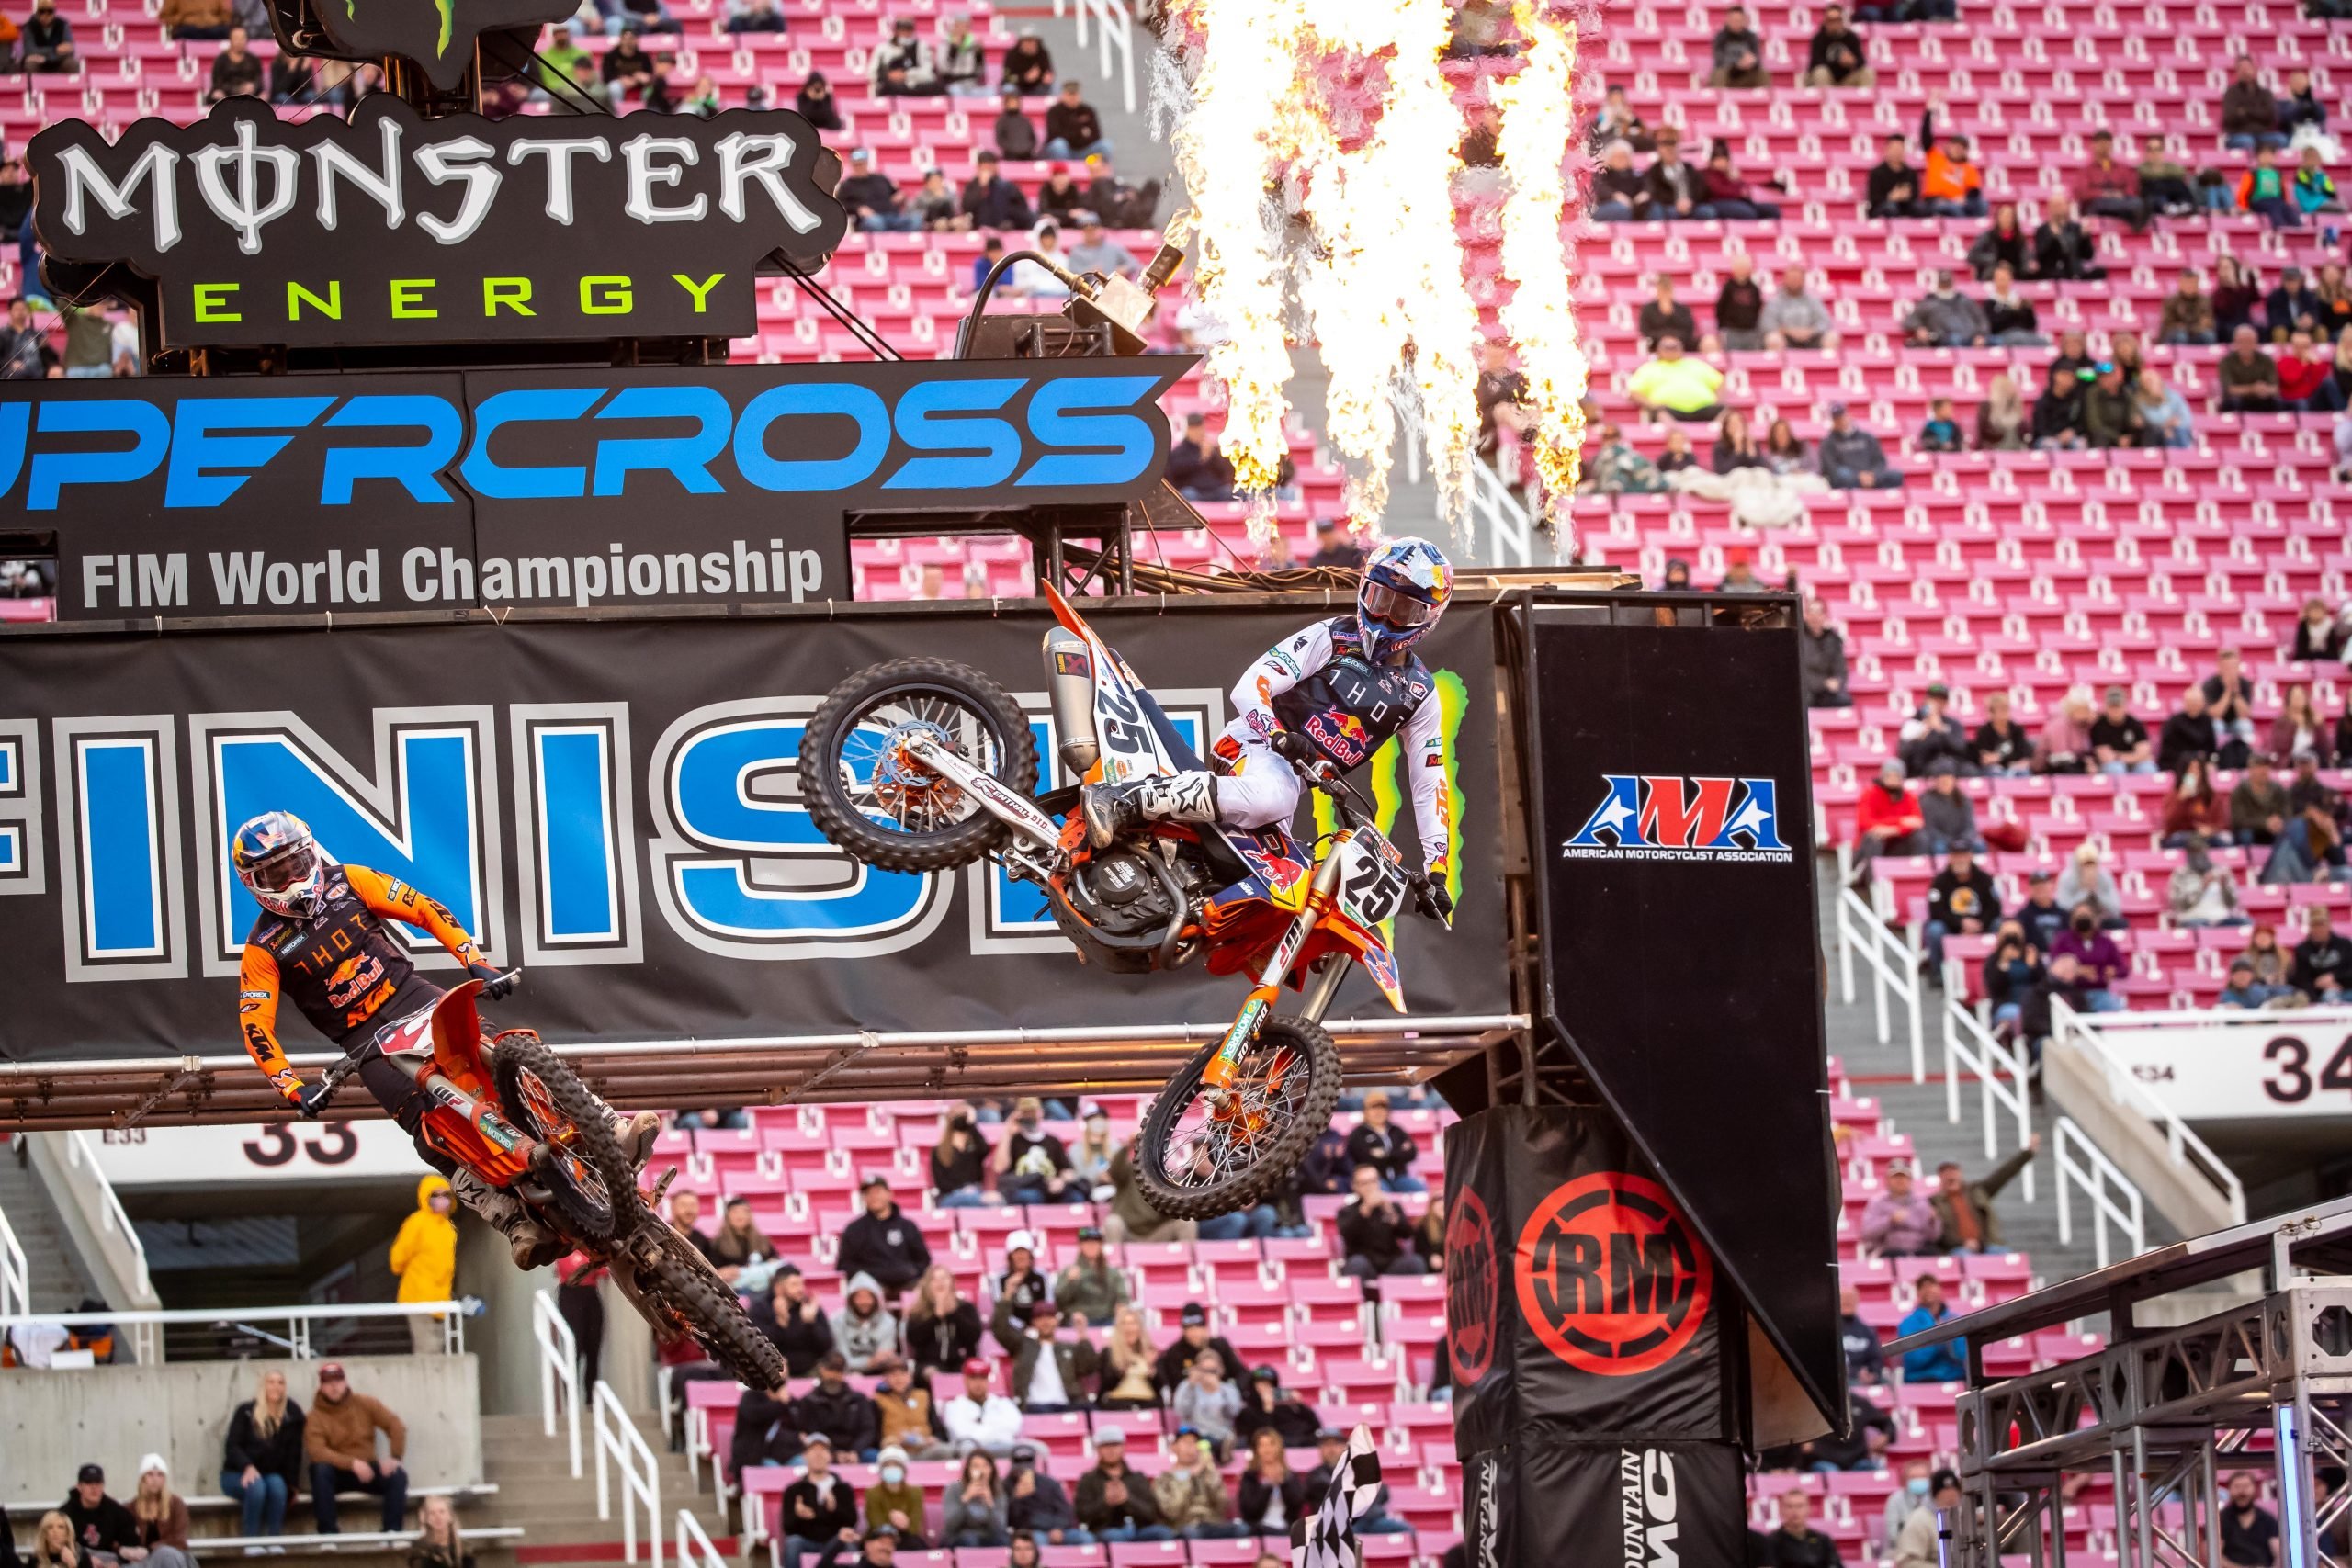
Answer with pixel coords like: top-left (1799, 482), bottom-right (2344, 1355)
top-left (0, 599), bottom-right (1503, 1066)
top-left (1521, 600), bottom-right (1845, 1432)
top-left (1446, 1106), bottom-right (1747, 1568)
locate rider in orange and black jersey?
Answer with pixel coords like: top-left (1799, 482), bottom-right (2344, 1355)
top-left (236, 855), bottom-right (502, 1134)
top-left (232, 810), bottom-right (657, 1264)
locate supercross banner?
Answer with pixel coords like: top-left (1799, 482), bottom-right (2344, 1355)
top-left (1521, 601), bottom-right (1846, 1433)
top-left (3, 355), bottom-right (1193, 621)
top-left (0, 600), bottom-right (1504, 1065)
top-left (1445, 1106), bottom-right (1747, 1568)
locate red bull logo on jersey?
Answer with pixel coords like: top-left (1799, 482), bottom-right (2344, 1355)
top-left (1563, 775), bottom-right (1792, 863)
top-left (1305, 709), bottom-right (1375, 766)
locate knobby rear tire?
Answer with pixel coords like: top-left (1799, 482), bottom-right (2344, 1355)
top-left (1132, 1015), bottom-right (1345, 1221)
top-left (797, 656), bottom-right (1041, 874)
top-left (636, 1219), bottom-right (787, 1392)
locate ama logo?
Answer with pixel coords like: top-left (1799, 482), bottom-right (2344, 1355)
top-left (1562, 774), bottom-right (1791, 863)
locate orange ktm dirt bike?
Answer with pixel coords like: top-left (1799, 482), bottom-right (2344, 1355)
top-left (798, 585), bottom-right (1450, 1221)
top-left (309, 978), bottom-right (785, 1391)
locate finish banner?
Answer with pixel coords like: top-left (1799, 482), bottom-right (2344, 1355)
top-left (5, 355), bottom-right (1193, 621)
top-left (1446, 1106), bottom-right (1747, 1568)
top-left (0, 601), bottom-right (1504, 1066)
top-left (1522, 601), bottom-right (1846, 1431)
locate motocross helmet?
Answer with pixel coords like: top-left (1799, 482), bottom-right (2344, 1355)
top-left (1356, 536), bottom-right (1453, 661)
top-left (232, 810), bottom-right (327, 919)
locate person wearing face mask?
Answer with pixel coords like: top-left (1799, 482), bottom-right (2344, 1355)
top-left (992, 1099), bottom-right (1083, 1203)
top-left (2051, 904), bottom-right (2128, 1010)
top-left (864, 1448), bottom-right (931, 1549)
top-left (1881, 1461), bottom-right (1935, 1551)
top-left (1893, 1471), bottom-right (1963, 1568)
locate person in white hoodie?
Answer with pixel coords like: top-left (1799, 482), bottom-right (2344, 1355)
top-left (831, 1272), bottom-right (901, 1373)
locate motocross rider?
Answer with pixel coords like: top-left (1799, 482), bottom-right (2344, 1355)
top-left (1080, 536), bottom-right (1457, 920)
top-left (231, 810), bottom-right (660, 1267)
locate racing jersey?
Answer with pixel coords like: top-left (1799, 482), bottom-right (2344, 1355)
top-left (1220, 615), bottom-right (1453, 875)
top-left (237, 864), bottom-right (486, 1103)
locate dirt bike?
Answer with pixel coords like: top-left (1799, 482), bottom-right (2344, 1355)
top-left (309, 978), bottom-right (785, 1392)
top-left (797, 585), bottom-right (1449, 1220)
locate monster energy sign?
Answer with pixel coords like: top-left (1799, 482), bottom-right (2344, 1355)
top-left (300, 0), bottom-right (579, 90)
top-left (31, 98), bottom-right (848, 349)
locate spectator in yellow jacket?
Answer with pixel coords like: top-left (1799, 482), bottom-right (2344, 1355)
top-left (390, 1175), bottom-right (458, 1354)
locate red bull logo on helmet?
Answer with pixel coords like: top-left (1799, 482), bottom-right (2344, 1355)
top-left (1563, 774), bottom-right (1792, 863)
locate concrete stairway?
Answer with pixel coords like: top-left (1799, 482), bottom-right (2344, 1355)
top-left (0, 1139), bottom-right (105, 1311)
top-left (479, 1408), bottom-right (733, 1568)
top-left (1822, 882), bottom-right (2160, 1302)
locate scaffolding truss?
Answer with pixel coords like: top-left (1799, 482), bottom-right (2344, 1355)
top-left (1889, 1196), bottom-right (2352, 1568)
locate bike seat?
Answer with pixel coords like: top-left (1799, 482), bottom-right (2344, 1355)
top-left (1205, 823), bottom-right (1315, 901)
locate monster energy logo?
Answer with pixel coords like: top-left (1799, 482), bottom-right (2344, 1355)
top-left (31, 97), bottom-right (847, 350)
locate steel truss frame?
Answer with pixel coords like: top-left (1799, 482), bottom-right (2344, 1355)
top-left (1951, 1279), bottom-right (2352, 1567)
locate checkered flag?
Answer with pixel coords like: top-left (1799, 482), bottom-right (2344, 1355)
top-left (1291, 1425), bottom-right (1383, 1568)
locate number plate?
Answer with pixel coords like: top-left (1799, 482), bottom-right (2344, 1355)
top-left (1337, 826), bottom-right (1407, 929)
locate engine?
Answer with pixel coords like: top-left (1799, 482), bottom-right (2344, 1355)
top-left (1055, 845), bottom-right (1213, 973)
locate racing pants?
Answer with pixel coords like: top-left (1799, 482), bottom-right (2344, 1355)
top-left (330, 974), bottom-right (444, 1144)
top-left (1211, 734), bottom-right (1304, 829)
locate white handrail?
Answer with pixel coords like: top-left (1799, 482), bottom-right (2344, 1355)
top-left (1051, 0), bottom-right (1136, 114)
top-left (1469, 458), bottom-right (1537, 568)
top-left (65, 1129), bottom-right (151, 1301)
top-left (0, 1297), bottom-right (479, 1361)
top-left (0, 1199), bottom-right (28, 1321)
top-left (594, 1380), bottom-right (662, 1568)
top-left (675, 1509), bottom-right (728, 1568)
top-left (1939, 966), bottom-right (2036, 1204)
top-left (532, 1290), bottom-right (583, 1481)
top-left (2053, 1115), bottom-right (2146, 1269)
top-left (2051, 999), bottom-right (2247, 1224)
top-left (1835, 884), bottom-right (1927, 1081)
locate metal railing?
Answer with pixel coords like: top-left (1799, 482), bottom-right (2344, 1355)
top-left (0, 1198), bottom-right (28, 1321)
top-left (675, 1509), bottom-right (728, 1568)
top-left (1052, 0), bottom-right (1136, 112)
top-left (0, 1299), bottom-right (478, 1367)
top-left (532, 1289), bottom-right (584, 1481)
top-left (64, 1129), bottom-right (153, 1302)
top-left (1469, 458), bottom-right (1537, 568)
top-left (594, 1380), bottom-right (663, 1568)
top-left (2052, 999), bottom-right (2247, 1225)
top-left (1939, 964), bottom-right (2036, 1203)
top-left (2053, 1115), bottom-right (2147, 1269)
top-left (1835, 883), bottom-right (1926, 1081)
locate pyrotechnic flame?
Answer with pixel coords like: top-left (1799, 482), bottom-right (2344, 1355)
top-left (1159, 0), bottom-right (1556, 545)
top-left (1164, 0), bottom-right (1307, 539)
top-left (1495, 0), bottom-right (1590, 538)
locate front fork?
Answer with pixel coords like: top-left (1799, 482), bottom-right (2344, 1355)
top-left (1202, 848), bottom-right (1353, 1089)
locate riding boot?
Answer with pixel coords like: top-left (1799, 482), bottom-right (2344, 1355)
top-left (617, 1111), bottom-right (663, 1169)
top-left (1080, 772), bottom-right (1218, 849)
top-left (449, 1167), bottom-right (569, 1271)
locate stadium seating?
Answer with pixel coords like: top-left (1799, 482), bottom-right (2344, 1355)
top-left (638, 1068), bottom-right (2109, 1566)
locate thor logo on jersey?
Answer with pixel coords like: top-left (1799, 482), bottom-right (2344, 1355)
top-left (1562, 774), bottom-right (1792, 863)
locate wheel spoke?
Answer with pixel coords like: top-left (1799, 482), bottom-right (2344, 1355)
top-left (832, 685), bottom-right (1004, 838)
